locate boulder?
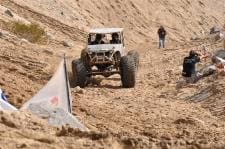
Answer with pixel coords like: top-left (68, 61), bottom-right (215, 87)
top-left (4, 9), bottom-right (13, 17)
top-left (210, 26), bottom-right (221, 34)
top-left (62, 41), bottom-right (73, 48)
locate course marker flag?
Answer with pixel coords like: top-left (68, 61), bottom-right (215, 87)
top-left (21, 57), bottom-right (88, 131)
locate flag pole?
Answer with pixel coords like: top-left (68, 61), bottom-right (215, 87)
top-left (63, 54), bottom-right (72, 113)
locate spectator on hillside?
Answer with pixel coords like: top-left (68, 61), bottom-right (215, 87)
top-left (176, 50), bottom-right (208, 89)
top-left (157, 26), bottom-right (166, 49)
top-left (182, 50), bottom-right (203, 83)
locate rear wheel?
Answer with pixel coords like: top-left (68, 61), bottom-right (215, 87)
top-left (120, 55), bottom-right (136, 88)
top-left (72, 58), bottom-right (87, 88)
top-left (127, 50), bottom-right (139, 70)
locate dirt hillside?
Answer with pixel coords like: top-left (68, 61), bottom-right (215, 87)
top-left (0, 0), bottom-right (225, 148)
top-left (2, 0), bottom-right (225, 44)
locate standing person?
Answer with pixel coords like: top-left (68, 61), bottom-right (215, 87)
top-left (157, 26), bottom-right (166, 49)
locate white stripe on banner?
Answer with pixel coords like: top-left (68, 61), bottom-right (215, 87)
top-left (0, 99), bottom-right (17, 111)
top-left (21, 57), bottom-right (88, 131)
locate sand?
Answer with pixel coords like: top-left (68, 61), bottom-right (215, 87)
top-left (0, 0), bottom-right (225, 148)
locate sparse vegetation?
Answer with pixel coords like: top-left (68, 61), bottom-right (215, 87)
top-left (9, 22), bottom-right (46, 43)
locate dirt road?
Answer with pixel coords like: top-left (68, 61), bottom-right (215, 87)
top-left (69, 42), bottom-right (225, 148)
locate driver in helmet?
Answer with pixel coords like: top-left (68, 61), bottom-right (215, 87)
top-left (91, 34), bottom-right (105, 45)
top-left (110, 33), bottom-right (121, 44)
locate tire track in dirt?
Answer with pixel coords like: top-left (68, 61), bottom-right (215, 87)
top-left (71, 43), bottom-right (189, 132)
top-left (70, 42), bottom-right (225, 148)
top-left (181, 78), bottom-right (225, 119)
top-left (0, 0), bottom-right (86, 42)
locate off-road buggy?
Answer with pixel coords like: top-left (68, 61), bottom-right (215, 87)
top-left (72, 28), bottom-right (139, 88)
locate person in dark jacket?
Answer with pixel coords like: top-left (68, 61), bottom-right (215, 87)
top-left (176, 50), bottom-right (203, 89)
top-left (182, 50), bottom-right (210, 83)
top-left (157, 26), bottom-right (166, 49)
top-left (182, 51), bottom-right (200, 78)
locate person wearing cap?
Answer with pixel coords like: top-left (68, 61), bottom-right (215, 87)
top-left (176, 50), bottom-right (205, 89)
top-left (182, 50), bottom-right (207, 83)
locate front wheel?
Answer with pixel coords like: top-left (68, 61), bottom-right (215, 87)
top-left (120, 55), bottom-right (136, 88)
top-left (71, 58), bottom-right (88, 88)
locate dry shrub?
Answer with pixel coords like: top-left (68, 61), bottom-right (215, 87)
top-left (9, 22), bottom-right (46, 43)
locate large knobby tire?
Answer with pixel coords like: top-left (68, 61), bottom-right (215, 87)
top-left (72, 59), bottom-right (87, 88)
top-left (127, 50), bottom-right (139, 70)
top-left (81, 49), bottom-right (91, 71)
top-left (120, 55), bottom-right (136, 88)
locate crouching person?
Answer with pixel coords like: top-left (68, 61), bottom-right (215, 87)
top-left (176, 50), bottom-right (206, 89)
top-left (182, 50), bottom-right (202, 82)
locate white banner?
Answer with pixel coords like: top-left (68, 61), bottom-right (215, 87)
top-left (21, 58), bottom-right (88, 131)
top-left (21, 60), bottom-right (71, 112)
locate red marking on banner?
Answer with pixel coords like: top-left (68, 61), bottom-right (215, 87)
top-left (50, 96), bottom-right (59, 106)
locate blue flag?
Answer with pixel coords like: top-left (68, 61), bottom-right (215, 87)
top-left (0, 89), bottom-right (7, 102)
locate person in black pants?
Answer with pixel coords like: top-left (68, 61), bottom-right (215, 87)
top-left (182, 50), bottom-right (202, 83)
top-left (176, 50), bottom-right (203, 89)
top-left (182, 50), bottom-right (209, 82)
top-left (157, 26), bottom-right (166, 49)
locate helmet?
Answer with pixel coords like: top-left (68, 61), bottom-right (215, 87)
top-left (95, 34), bottom-right (102, 40)
top-left (112, 33), bottom-right (119, 39)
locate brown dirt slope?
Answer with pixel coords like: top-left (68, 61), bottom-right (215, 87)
top-left (1, 0), bottom-right (225, 44)
top-left (0, 0), bottom-right (225, 148)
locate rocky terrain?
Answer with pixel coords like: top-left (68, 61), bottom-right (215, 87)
top-left (0, 0), bottom-right (225, 148)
